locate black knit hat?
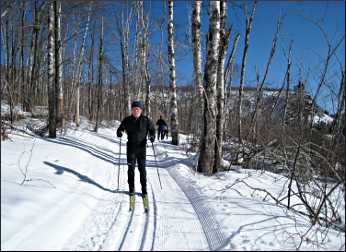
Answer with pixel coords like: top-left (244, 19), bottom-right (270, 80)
top-left (131, 100), bottom-right (144, 109)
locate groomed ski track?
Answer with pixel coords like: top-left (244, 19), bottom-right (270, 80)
top-left (3, 130), bottom-right (227, 251)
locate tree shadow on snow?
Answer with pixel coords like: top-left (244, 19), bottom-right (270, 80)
top-left (44, 137), bottom-right (128, 166)
top-left (43, 161), bottom-right (142, 196)
top-left (43, 136), bottom-right (195, 172)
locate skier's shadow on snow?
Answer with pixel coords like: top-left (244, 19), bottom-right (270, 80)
top-left (43, 161), bottom-right (141, 196)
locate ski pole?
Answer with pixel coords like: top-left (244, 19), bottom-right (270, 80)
top-left (151, 142), bottom-right (163, 190)
top-left (117, 137), bottom-right (121, 191)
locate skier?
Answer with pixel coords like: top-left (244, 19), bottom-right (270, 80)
top-left (116, 100), bottom-right (155, 212)
top-left (156, 115), bottom-right (168, 141)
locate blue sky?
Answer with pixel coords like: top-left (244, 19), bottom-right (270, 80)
top-left (2, 0), bottom-right (344, 113)
top-left (140, 0), bottom-right (344, 112)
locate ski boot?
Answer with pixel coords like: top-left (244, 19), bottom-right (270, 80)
top-left (143, 194), bottom-right (149, 213)
top-left (129, 194), bottom-right (135, 211)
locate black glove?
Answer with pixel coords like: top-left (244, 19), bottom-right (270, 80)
top-left (149, 136), bottom-right (155, 143)
top-left (117, 131), bottom-right (122, 137)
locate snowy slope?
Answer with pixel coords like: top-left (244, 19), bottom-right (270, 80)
top-left (1, 119), bottom-right (345, 250)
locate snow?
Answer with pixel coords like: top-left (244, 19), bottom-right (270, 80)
top-left (313, 113), bottom-right (334, 124)
top-left (1, 114), bottom-right (345, 250)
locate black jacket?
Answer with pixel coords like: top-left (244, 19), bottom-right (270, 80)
top-left (117, 115), bottom-right (155, 147)
top-left (156, 119), bottom-right (168, 130)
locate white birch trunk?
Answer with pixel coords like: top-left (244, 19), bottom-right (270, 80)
top-left (215, 0), bottom-right (229, 172)
top-left (283, 41), bottom-right (293, 125)
top-left (250, 15), bottom-right (282, 136)
top-left (54, 0), bottom-right (64, 130)
top-left (238, 0), bottom-right (256, 147)
top-left (192, 0), bottom-right (203, 136)
top-left (143, 15), bottom-right (151, 116)
top-left (95, 17), bottom-right (104, 132)
top-left (48, 2), bottom-right (56, 138)
top-left (76, 3), bottom-right (92, 127)
top-left (168, 0), bottom-right (179, 145)
top-left (197, 1), bottom-right (220, 175)
top-left (88, 30), bottom-right (95, 121)
top-left (119, 11), bottom-right (132, 116)
top-left (20, 2), bottom-right (26, 111)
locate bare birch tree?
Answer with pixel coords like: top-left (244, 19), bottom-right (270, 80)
top-left (198, 1), bottom-right (220, 175)
top-left (134, 0), bottom-right (144, 99)
top-left (249, 15), bottom-right (282, 139)
top-left (88, 28), bottom-right (95, 121)
top-left (54, 0), bottom-right (64, 130)
top-left (48, 2), bottom-right (56, 138)
top-left (116, 9), bottom-right (132, 117)
top-left (167, 0), bottom-right (179, 145)
top-left (237, 0), bottom-right (256, 155)
top-left (224, 33), bottom-right (240, 87)
top-left (156, 16), bottom-right (168, 117)
top-left (282, 41), bottom-right (293, 125)
top-left (94, 17), bottom-right (104, 132)
top-left (75, 3), bottom-right (92, 127)
top-left (27, 1), bottom-right (45, 112)
top-left (191, 0), bottom-right (203, 137)
top-left (143, 14), bottom-right (151, 116)
top-left (20, 1), bottom-right (26, 112)
top-left (214, 0), bottom-right (230, 172)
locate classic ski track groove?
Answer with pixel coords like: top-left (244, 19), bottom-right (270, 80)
top-left (91, 132), bottom-right (156, 251)
top-left (117, 204), bottom-right (135, 250)
top-left (79, 132), bottom-right (221, 250)
top-left (82, 132), bottom-right (148, 251)
top-left (117, 195), bottom-right (150, 250)
top-left (149, 182), bottom-right (158, 251)
top-left (97, 202), bottom-right (123, 251)
top-left (56, 133), bottom-right (124, 250)
top-left (167, 167), bottom-right (228, 250)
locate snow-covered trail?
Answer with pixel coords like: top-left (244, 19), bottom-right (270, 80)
top-left (2, 125), bottom-right (345, 251)
top-left (1, 128), bottom-right (214, 250)
top-left (62, 132), bottom-right (211, 251)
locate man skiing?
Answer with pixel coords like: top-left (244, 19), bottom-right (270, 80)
top-left (116, 100), bottom-right (155, 212)
top-left (156, 115), bottom-right (168, 140)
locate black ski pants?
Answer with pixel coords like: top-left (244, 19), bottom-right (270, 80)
top-left (127, 144), bottom-right (147, 196)
top-left (157, 129), bottom-right (164, 140)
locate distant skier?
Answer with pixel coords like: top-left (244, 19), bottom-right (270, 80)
top-left (156, 115), bottom-right (168, 140)
top-left (116, 100), bottom-right (155, 211)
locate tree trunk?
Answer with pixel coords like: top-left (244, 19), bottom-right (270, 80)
top-left (118, 10), bottom-right (132, 116)
top-left (48, 2), bottom-right (56, 138)
top-left (192, 0), bottom-right (203, 137)
top-left (88, 29), bottom-right (95, 121)
top-left (95, 17), bottom-right (104, 132)
top-left (75, 3), bottom-right (92, 127)
top-left (54, 0), bottom-right (64, 130)
top-left (143, 15), bottom-right (151, 116)
top-left (197, 1), bottom-right (220, 175)
top-left (157, 17), bottom-right (167, 117)
top-left (215, 0), bottom-right (229, 173)
top-left (20, 2), bottom-right (26, 111)
top-left (28, 1), bottom-right (44, 112)
top-left (224, 33), bottom-right (240, 85)
top-left (237, 0), bottom-right (256, 149)
top-left (134, 1), bottom-right (144, 100)
top-left (167, 0), bottom-right (179, 145)
top-left (282, 41), bottom-right (293, 126)
top-left (250, 15), bottom-right (282, 138)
